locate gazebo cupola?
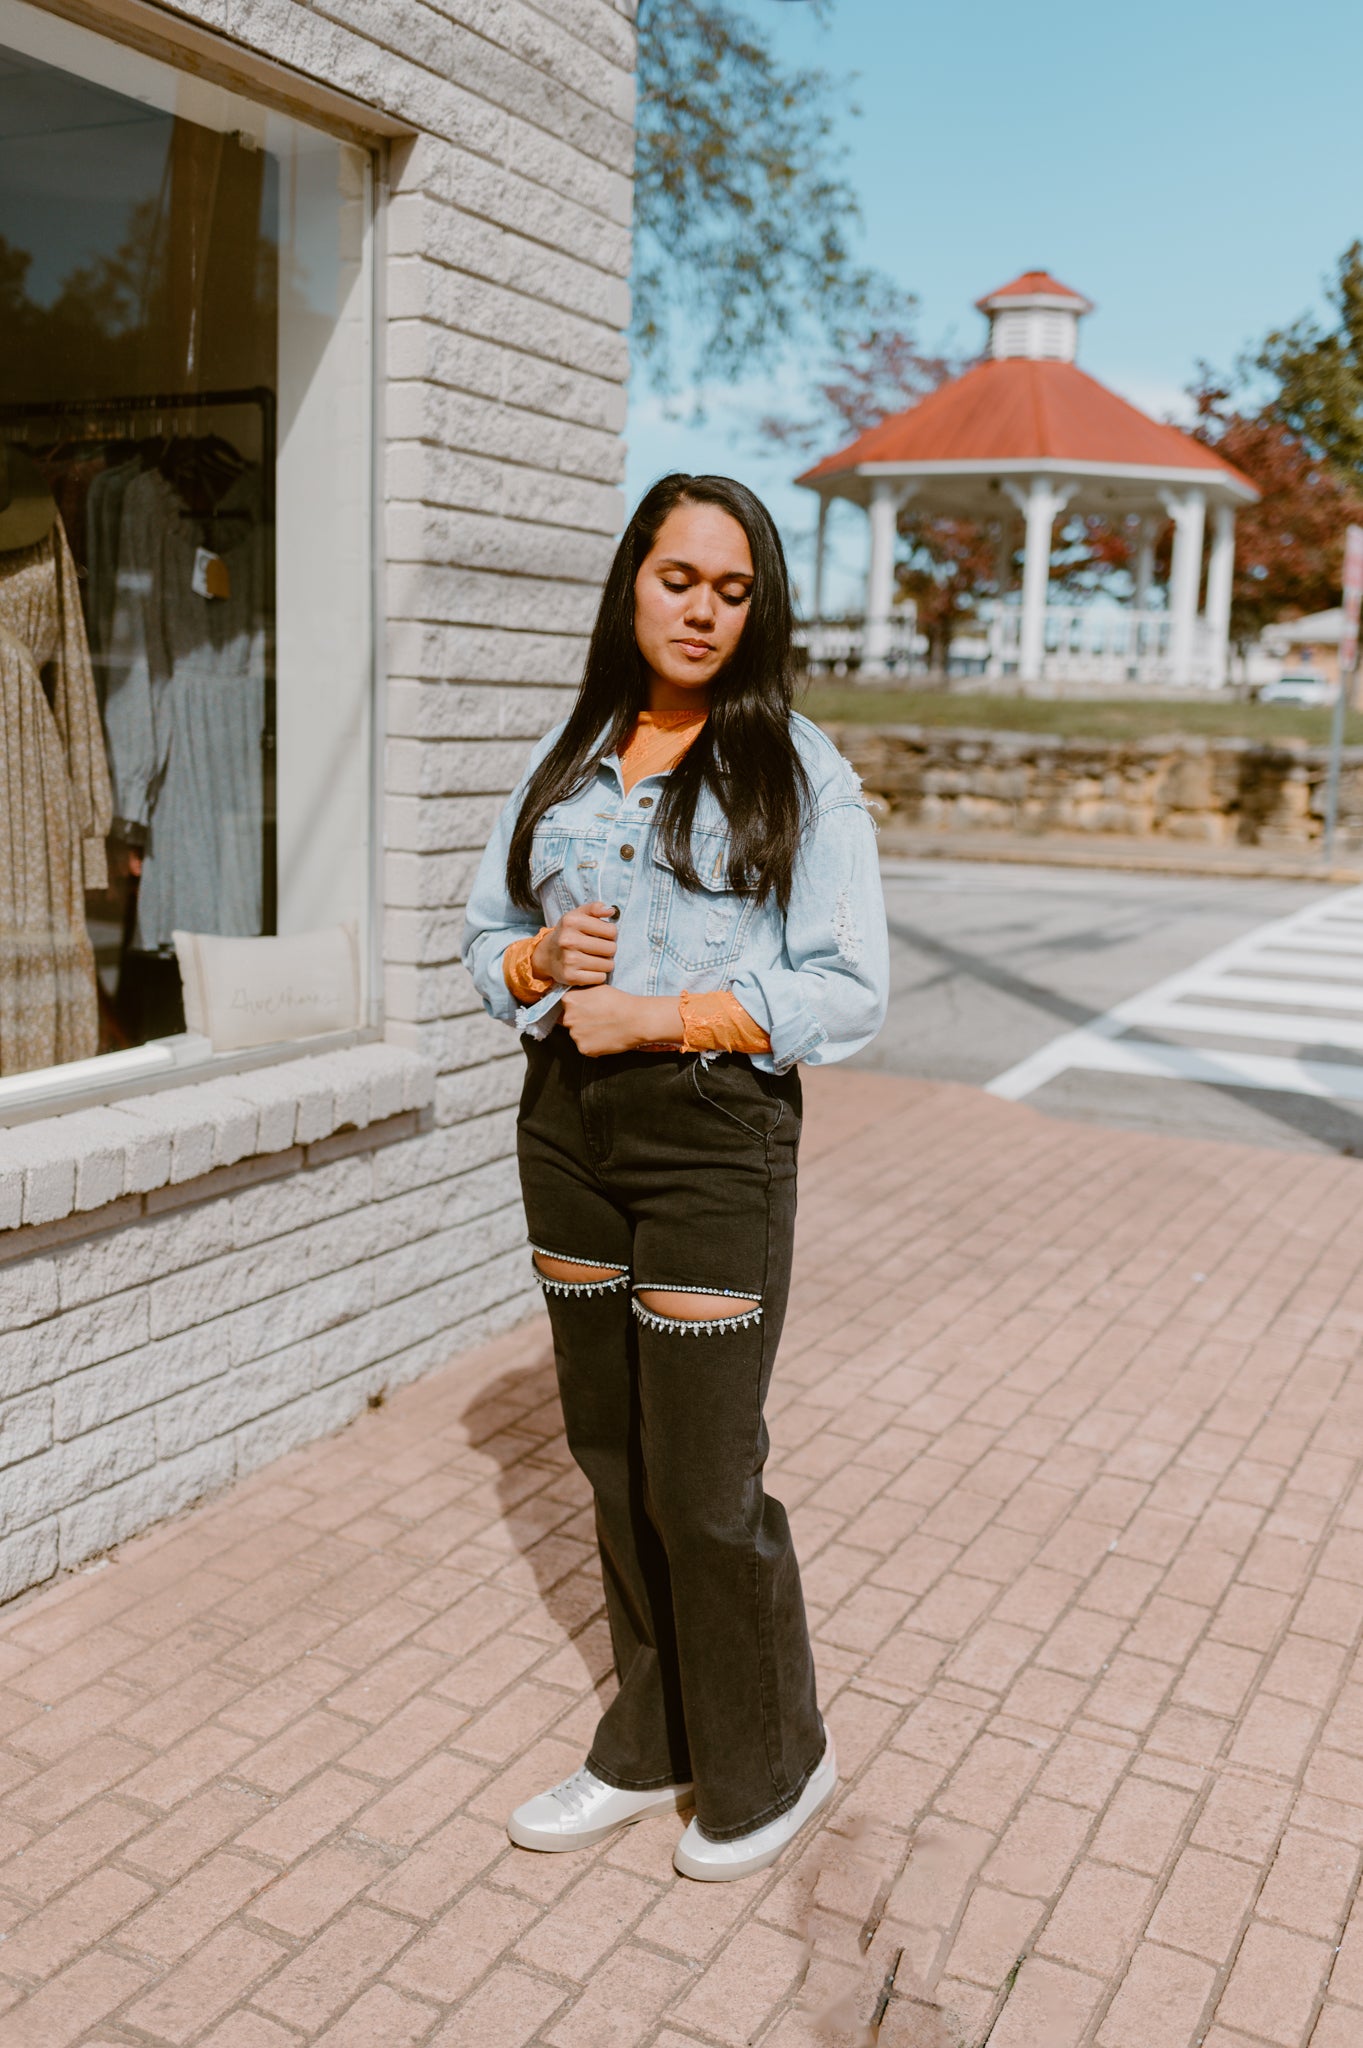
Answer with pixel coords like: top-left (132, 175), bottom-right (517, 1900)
top-left (796, 270), bottom-right (1259, 690)
top-left (978, 269), bottom-right (1093, 363)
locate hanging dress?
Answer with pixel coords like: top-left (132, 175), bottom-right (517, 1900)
top-left (103, 463), bottom-right (265, 949)
top-left (0, 516), bottom-right (113, 1075)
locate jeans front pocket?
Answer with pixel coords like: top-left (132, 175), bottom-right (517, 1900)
top-left (689, 1055), bottom-right (785, 1143)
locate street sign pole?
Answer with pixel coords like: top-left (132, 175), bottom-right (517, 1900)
top-left (1324, 524), bottom-right (1363, 868)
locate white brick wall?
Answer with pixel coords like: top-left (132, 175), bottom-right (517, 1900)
top-left (0, 0), bottom-right (636, 1605)
top-left (0, 1111), bottom-right (539, 1604)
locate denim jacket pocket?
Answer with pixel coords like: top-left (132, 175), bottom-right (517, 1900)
top-left (648, 829), bottom-right (757, 975)
top-left (530, 828), bottom-right (572, 921)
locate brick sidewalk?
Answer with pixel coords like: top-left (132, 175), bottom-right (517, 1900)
top-left (4, 1071), bottom-right (1363, 2048)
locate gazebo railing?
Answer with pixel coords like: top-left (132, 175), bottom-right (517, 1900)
top-left (797, 607), bottom-right (1219, 687)
top-left (986, 605), bottom-right (1218, 688)
top-left (799, 616), bottom-right (923, 676)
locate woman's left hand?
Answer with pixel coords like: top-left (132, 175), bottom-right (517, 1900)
top-left (560, 986), bottom-right (682, 1056)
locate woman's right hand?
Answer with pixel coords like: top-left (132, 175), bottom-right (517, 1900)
top-left (531, 901), bottom-right (619, 986)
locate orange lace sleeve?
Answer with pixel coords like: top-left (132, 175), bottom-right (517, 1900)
top-left (678, 990), bottom-right (772, 1055)
top-left (503, 928), bottom-right (556, 1003)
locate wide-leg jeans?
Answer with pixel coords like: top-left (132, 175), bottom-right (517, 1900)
top-left (516, 1030), bottom-right (825, 1842)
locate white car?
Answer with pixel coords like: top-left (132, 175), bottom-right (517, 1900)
top-left (1258, 675), bottom-right (1338, 707)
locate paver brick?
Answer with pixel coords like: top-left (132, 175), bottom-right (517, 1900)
top-left (0, 1950), bottom-right (150, 2046)
top-left (193, 2015), bottom-right (297, 2048)
top-left (936, 1735), bottom-right (1044, 1830)
top-left (1229, 1692), bottom-right (1322, 1775)
top-left (985, 1957), bottom-right (1105, 2047)
top-left (1098, 1941), bottom-right (1217, 2048)
top-left (0, 1796), bottom-right (147, 1904)
top-left (1257, 1829), bottom-right (1361, 1940)
top-left (252, 1903), bottom-right (416, 2031)
top-left (121, 1926), bottom-right (286, 2044)
top-left (945, 1883), bottom-right (1044, 1987)
top-left (121, 1852), bottom-right (273, 1963)
top-left (1091, 1777), bottom-right (1195, 1876)
top-left (122, 1785), bottom-right (264, 1881)
top-left (0, 1864), bottom-right (152, 1979)
top-left (672, 1921), bottom-right (808, 2045)
top-left (542, 1943), bottom-right (691, 2048)
top-left (1036, 1860), bottom-right (1155, 1976)
top-left (233, 1768), bottom-right (371, 1861)
top-left (1145, 1846), bottom-right (1260, 1962)
top-left (1311, 2007), bottom-right (1363, 2048)
top-left (236, 1710), bottom-right (360, 1793)
top-left (311, 1982), bottom-right (439, 2047)
top-left (2, 1733), bottom-right (147, 1824)
top-left (388, 1887), bottom-right (538, 2003)
top-left (1216, 1921), bottom-right (1335, 2043)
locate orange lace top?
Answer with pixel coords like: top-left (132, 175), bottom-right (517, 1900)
top-left (501, 708), bottom-right (770, 1054)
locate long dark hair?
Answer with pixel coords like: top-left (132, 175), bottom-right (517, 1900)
top-left (506, 473), bottom-right (811, 911)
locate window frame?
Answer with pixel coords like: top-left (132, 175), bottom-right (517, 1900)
top-left (0, 0), bottom-right (399, 1124)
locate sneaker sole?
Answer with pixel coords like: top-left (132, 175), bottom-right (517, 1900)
top-left (507, 1786), bottom-right (692, 1852)
top-left (672, 1760), bottom-right (838, 1881)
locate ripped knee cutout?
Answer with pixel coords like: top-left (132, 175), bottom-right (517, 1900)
top-left (632, 1285), bottom-right (762, 1336)
top-left (531, 1246), bottom-right (629, 1298)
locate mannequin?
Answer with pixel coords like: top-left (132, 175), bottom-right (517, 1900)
top-left (0, 443), bottom-right (113, 1075)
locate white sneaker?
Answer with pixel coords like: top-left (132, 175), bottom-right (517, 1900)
top-left (672, 1738), bottom-right (838, 1881)
top-left (507, 1765), bottom-right (693, 1851)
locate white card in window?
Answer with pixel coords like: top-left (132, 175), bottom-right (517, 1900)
top-left (192, 546), bottom-right (230, 600)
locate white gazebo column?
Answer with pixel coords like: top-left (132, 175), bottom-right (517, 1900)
top-left (1203, 501), bottom-right (1236, 689)
top-left (812, 492), bottom-right (829, 621)
top-left (863, 477), bottom-right (902, 675)
top-left (1133, 515), bottom-right (1157, 610)
top-left (1006, 477), bottom-right (1074, 686)
top-left (988, 518), bottom-right (1014, 676)
top-left (1164, 488), bottom-right (1207, 685)
top-left (811, 492), bottom-right (830, 669)
top-left (994, 518), bottom-right (1014, 598)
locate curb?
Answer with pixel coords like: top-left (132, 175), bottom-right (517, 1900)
top-left (878, 832), bottom-right (1363, 886)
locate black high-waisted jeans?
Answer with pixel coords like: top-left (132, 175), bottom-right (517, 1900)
top-left (516, 1029), bottom-right (825, 1841)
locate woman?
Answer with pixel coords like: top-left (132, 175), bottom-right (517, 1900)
top-left (463, 473), bottom-right (888, 1881)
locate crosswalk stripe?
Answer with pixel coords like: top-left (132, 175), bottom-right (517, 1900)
top-left (1118, 1000), bottom-right (1363, 1050)
top-left (987, 882), bottom-right (1363, 1104)
top-left (1189, 975), bottom-right (1363, 1010)
top-left (1024, 1038), bottom-right (1363, 1102)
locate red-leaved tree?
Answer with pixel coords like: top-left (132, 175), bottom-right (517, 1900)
top-left (1187, 368), bottom-right (1363, 644)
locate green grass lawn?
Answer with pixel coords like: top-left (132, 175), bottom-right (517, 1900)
top-left (800, 684), bottom-right (1363, 748)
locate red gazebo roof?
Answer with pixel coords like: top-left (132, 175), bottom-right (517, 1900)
top-left (796, 357), bottom-right (1256, 496)
top-left (976, 269), bottom-right (1091, 311)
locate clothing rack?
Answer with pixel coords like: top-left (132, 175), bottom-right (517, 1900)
top-left (0, 385), bottom-right (278, 933)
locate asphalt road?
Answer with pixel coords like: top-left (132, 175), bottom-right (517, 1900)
top-left (858, 858), bottom-right (1363, 1154)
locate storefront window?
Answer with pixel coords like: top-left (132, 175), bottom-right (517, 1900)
top-left (0, 2), bottom-right (374, 1101)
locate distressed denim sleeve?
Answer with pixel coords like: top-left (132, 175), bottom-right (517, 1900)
top-left (729, 795), bottom-right (889, 1073)
top-left (461, 729), bottom-right (563, 1030)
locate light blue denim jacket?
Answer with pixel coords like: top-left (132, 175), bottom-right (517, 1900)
top-left (462, 712), bottom-right (889, 1074)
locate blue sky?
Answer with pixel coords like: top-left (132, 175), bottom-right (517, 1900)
top-left (625, 0), bottom-right (1363, 609)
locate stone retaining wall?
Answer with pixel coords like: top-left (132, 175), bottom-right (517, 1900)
top-left (826, 723), bottom-right (1363, 850)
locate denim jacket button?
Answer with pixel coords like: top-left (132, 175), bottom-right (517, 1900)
top-left (620, 844), bottom-right (635, 860)
top-left (638, 796), bottom-right (654, 809)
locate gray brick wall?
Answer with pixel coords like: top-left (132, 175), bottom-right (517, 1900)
top-left (0, 0), bottom-right (637, 1604)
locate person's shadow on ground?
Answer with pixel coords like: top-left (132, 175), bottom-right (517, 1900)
top-left (458, 1342), bottom-right (616, 1710)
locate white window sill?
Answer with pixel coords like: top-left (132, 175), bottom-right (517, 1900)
top-left (0, 1042), bottom-right (436, 1232)
top-left (0, 1033), bottom-right (218, 1119)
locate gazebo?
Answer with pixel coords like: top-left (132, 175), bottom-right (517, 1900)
top-left (796, 271), bottom-right (1260, 689)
